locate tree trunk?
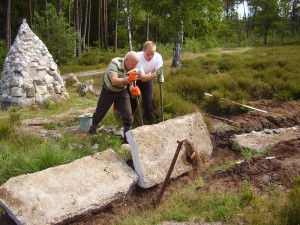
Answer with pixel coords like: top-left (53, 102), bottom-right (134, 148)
top-left (29, 0), bottom-right (33, 27)
top-left (6, 0), bottom-right (11, 48)
top-left (264, 23), bottom-right (268, 45)
top-left (82, 0), bottom-right (89, 51)
top-left (33, 0), bottom-right (36, 26)
top-left (104, 0), bottom-right (108, 50)
top-left (171, 20), bottom-right (183, 68)
top-left (98, 0), bottom-right (102, 48)
top-left (79, 0), bottom-right (82, 37)
top-left (68, 0), bottom-right (72, 24)
top-left (57, 0), bottom-right (62, 14)
top-left (114, 0), bottom-right (119, 53)
top-left (127, 0), bottom-right (132, 51)
top-left (87, 0), bottom-right (91, 46)
top-left (146, 13), bottom-right (149, 41)
top-left (75, 0), bottom-right (81, 56)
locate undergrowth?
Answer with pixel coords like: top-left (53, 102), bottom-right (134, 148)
top-left (114, 178), bottom-right (291, 225)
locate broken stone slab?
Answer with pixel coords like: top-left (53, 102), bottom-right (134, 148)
top-left (0, 149), bottom-right (138, 225)
top-left (126, 112), bottom-right (213, 189)
top-left (231, 125), bottom-right (300, 152)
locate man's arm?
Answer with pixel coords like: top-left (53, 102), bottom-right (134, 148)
top-left (109, 71), bottom-right (130, 87)
top-left (138, 70), bottom-right (157, 82)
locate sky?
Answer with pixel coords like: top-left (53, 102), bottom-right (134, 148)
top-left (237, 2), bottom-right (249, 18)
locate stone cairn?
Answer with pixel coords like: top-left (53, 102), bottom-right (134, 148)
top-left (0, 19), bottom-right (69, 110)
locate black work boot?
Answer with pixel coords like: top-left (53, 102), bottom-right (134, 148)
top-left (88, 124), bottom-right (97, 135)
top-left (123, 125), bottom-right (131, 143)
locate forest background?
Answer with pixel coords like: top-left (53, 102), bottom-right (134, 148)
top-left (0, 0), bottom-right (300, 68)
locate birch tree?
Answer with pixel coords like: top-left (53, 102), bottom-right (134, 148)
top-left (6, 0), bottom-right (11, 48)
top-left (57, 0), bottom-right (62, 14)
top-left (127, 0), bottom-right (133, 51)
top-left (82, 0), bottom-right (89, 51)
top-left (114, 0), bottom-right (119, 53)
top-left (74, 0), bottom-right (81, 56)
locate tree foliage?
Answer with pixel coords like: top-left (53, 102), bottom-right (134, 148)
top-left (0, 0), bottom-right (299, 64)
top-left (0, 39), bottom-right (8, 67)
top-left (33, 3), bottom-right (76, 65)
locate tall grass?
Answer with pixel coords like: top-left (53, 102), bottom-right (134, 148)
top-left (0, 116), bottom-right (122, 185)
top-left (114, 178), bottom-right (287, 225)
top-left (0, 127), bottom-right (91, 184)
top-left (279, 177), bottom-right (300, 225)
top-left (158, 45), bottom-right (300, 117)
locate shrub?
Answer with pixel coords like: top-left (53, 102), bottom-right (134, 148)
top-left (166, 76), bottom-right (206, 105)
top-left (183, 37), bottom-right (205, 52)
top-left (239, 181), bottom-right (254, 206)
top-left (8, 106), bottom-right (21, 126)
top-left (153, 90), bottom-right (199, 119)
top-left (219, 55), bottom-right (236, 72)
top-left (0, 39), bottom-right (8, 68)
top-left (77, 51), bottom-right (99, 66)
top-left (43, 122), bottom-right (58, 130)
top-left (0, 119), bottom-right (14, 140)
top-left (279, 177), bottom-right (300, 225)
top-left (200, 90), bottom-right (249, 115)
top-left (33, 3), bottom-right (76, 65)
top-left (156, 43), bottom-right (173, 59)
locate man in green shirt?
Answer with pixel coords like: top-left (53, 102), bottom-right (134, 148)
top-left (89, 51), bottom-right (140, 143)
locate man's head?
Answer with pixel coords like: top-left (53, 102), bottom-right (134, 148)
top-left (143, 41), bottom-right (156, 62)
top-left (124, 51), bottom-right (139, 70)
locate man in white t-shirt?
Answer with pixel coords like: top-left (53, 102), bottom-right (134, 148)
top-left (130, 41), bottom-right (164, 123)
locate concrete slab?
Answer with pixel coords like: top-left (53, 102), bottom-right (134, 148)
top-left (126, 112), bottom-right (213, 188)
top-left (231, 126), bottom-right (300, 152)
top-left (0, 149), bottom-right (138, 225)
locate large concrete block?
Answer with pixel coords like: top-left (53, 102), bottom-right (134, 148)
top-left (231, 126), bottom-right (300, 152)
top-left (126, 112), bottom-right (213, 188)
top-left (0, 149), bottom-right (138, 225)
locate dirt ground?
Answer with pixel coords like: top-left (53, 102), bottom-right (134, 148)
top-left (0, 100), bottom-right (299, 225)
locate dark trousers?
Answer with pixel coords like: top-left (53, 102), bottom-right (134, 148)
top-left (130, 80), bottom-right (154, 121)
top-left (92, 87), bottom-right (133, 127)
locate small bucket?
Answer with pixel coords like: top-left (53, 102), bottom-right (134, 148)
top-left (78, 113), bottom-right (93, 132)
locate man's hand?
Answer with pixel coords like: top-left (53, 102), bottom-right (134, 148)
top-left (157, 74), bottom-right (164, 83)
top-left (127, 69), bottom-right (138, 83)
top-left (157, 67), bottom-right (164, 83)
top-left (131, 86), bottom-right (141, 96)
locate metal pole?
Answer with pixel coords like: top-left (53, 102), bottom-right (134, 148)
top-left (204, 92), bottom-right (268, 113)
top-left (159, 83), bottom-right (164, 122)
top-left (134, 81), bottom-right (144, 126)
top-left (155, 138), bottom-right (187, 207)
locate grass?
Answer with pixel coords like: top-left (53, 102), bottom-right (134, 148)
top-left (114, 179), bottom-right (293, 225)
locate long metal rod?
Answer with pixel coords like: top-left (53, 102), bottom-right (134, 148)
top-left (204, 92), bottom-right (268, 113)
top-left (133, 81), bottom-right (144, 126)
top-left (155, 138), bottom-right (187, 207)
top-left (136, 97), bottom-right (143, 125)
top-left (205, 113), bottom-right (233, 123)
top-left (159, 83), bottom-right (164, 122)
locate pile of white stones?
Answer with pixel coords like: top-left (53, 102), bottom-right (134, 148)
top-left (0, 19), bottom-right (69, 110)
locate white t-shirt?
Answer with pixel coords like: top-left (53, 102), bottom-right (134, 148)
top-left (137, 51), bottom-right (163, 75)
